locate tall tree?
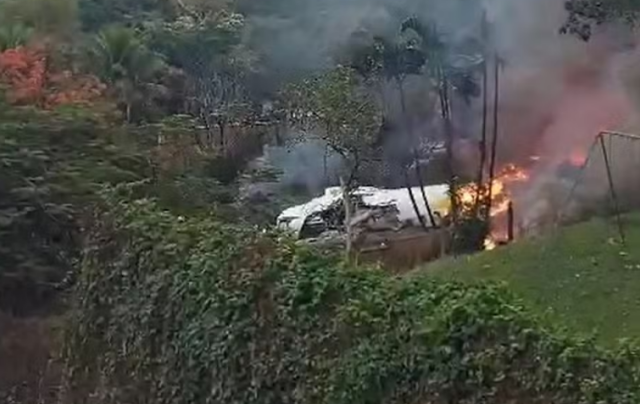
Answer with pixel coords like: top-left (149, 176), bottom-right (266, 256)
top-left (284, 66), bottom-right (381, 189)
top-left (347, 34), bottom-right (436, 229)
top-left (149, 6), bottom-right (254, 150)
top-left (91, 26), bottom-right (165, 122)
top-left (401, 17), bottom-right (482, 226)
top-left (486, 53), bottom-right (502, 221)
top-left (473, 13), bottom-right (490, 214)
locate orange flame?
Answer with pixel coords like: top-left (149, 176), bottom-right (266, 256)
top-left (458, 164), bottom-right (529, 218)
top-left (457, 164), bottom-right (530, 249)
top-left (455, 146), bottom-right (592, 250)
top-left (568, 150), bottom-right (587, 166)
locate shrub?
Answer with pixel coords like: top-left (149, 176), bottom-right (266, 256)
top-left (0, 103), bottom-right (150, 314)
top-left (62, 194), bottom-right (640, 404)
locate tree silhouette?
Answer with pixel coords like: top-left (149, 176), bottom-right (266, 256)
top-left (401, 17), bottom-right (482, 225)
top-left (346, 32), bottom-right (438, 228)
top-left (284, 66), bottom-right (381, 189)
top-left (91, 26), bottom-right (165, 122)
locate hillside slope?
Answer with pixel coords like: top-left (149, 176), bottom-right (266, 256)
top-left (425, 214), bottom-right (640, 345)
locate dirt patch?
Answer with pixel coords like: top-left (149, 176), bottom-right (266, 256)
top-left (356, 228), bottom-right (452, 272)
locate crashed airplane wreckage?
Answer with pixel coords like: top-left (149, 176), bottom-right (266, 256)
top-left (277, 185), bottom-right (453, 264)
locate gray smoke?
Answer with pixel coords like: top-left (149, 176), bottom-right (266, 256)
top-left (262, 137), bottom-right (343, 193)
top-left (248, 0), bottom-right (640, 226)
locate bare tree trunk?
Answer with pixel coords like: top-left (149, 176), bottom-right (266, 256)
top-left (340, 177), bottom-right (353, 259)
top-left (487, 54), bottom-right (501, 219)
top-left (218, 119), bottom-right (226, 151)
top-left (414, 150), bottom-right (437, 227)
top-left (323, 145), bottom-right (329, 184)
top-left (474, 58), bottom-right (489, 213)
top-left (126, 102), bottom-right (132, 124)
top-left (475, 12), bottom-right (490, 213)
top-left (507, 201), bottom-right (515, 242)
top-left (404, 171), bottom-right (427, 229)
top-left (397, 77), bottom-right (431, 229)
top-left (346, 152), bottom-right (361, 190)
top-left (438, 68), bottom-right (457, 224)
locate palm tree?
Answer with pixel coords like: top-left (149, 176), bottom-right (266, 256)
top-left (92, 26), bottom-right (165, 122)
top-left (0, 23), bottom-right (33, 52)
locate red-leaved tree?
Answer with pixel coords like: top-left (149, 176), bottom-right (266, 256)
top-left (0, 46), bottom-right (106, 108)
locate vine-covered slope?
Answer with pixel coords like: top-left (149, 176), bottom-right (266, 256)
top-left (62, 195), bottom-right (640, 404)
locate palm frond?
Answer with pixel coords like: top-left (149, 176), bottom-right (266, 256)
top-left (0, 23), bottom-right (33, 52)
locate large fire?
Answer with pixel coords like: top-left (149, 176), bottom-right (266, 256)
top-left (456, 146), bottom-right (593, 251)
top-left (457, 164), bottom-right (531, 250)
top-left (458, 164), bottom-right (530, 216)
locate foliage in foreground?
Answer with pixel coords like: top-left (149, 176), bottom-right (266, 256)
top-left (0, 104), bottom-right (149, 314)
top-left (62, 194), bottom-right (640, 404)
top-left (0, 96), bottom-right (284, 315)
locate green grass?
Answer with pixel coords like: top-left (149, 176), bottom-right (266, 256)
top-left (424, 214), bottom-right (640, 345)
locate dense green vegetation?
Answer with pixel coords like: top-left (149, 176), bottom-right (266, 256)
top-left (428, 214), bottom-right (640, 345)
top-left (0, 0), bottom-right (284, 315)
top-left (62, 194), bottom-right (640, 404)
top-left (0, 104), bottom-right (151, 314)
top-left (0, 102), bottom-right (287, 314)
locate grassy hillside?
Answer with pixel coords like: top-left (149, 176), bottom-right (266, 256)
top-left (425, 214), bottom-right (640, 345)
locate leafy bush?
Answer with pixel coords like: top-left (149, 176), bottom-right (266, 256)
top-left (0, 104), bottom-right (150, 314)
top-left (0, 100), bottom-right (279, 314)
top-left (61, 193), bottom-right (640, 404)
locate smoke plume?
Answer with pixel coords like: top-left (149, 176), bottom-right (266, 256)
top-left (250, 0), bottom-right (640, 226)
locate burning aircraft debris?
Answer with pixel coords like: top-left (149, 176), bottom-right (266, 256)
top-left (279, 150), bottom-right (598, 247)
top-left (277, 185), bottom-right (450, 240)
top-left (276, 163), bottom-right (532, 252)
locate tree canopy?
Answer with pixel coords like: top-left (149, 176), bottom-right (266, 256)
top-left (284, 66), bottom-right (381, 186)
top-left (562, 0), bottom-right (640, 40)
